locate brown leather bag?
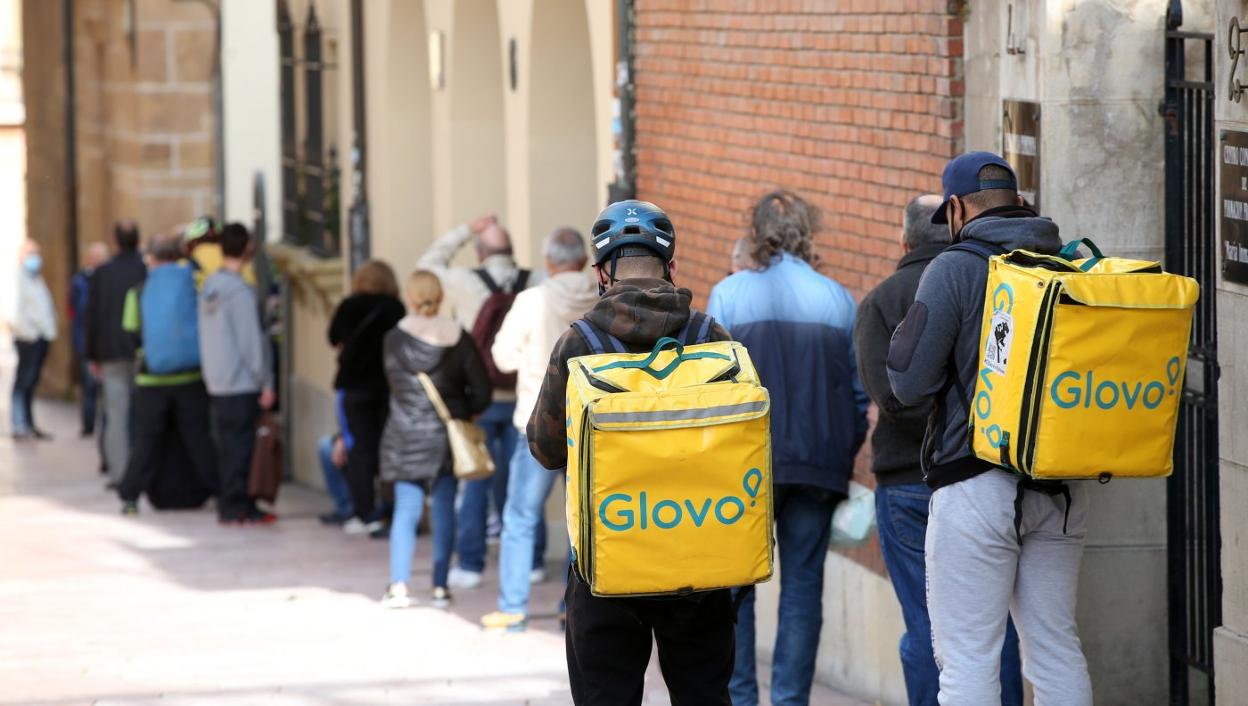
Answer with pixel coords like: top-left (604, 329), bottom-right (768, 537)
top-left (248, 414), bottom-right (283, 504)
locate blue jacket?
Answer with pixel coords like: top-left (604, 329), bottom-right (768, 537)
top-left (709, 254), bottom-right (868, 494)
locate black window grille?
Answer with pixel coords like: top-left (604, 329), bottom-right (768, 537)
top-left (277, 0), bottom-right (340, 257)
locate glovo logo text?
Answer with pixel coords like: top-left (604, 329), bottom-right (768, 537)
top-left (976, 282), bottom-right (1014, 449)
top-left (1049, 356), bottom-right (1183, 411)
top-left (598, 468), bottom-right (764, 532)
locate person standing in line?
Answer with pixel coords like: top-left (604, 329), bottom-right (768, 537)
top-left (854, 194), bottom-right (1024, 706)
top-left (116, 234), bottom-right (219, 516)
top-left (70, 242), bottom-right (110, 442)
top-left (378, 270), bottom-right (491, 609)
top-left (328, 260), bottom-right (406, 536)
top-left (418, 214), bottom-right (532, 589)
top-left (6, 239), bottom-right (57, 440)
top-left (479, 227), bottom-right (598, 632)
top-left (87, 221), bottom-right (147, 488)
top-left (888, 153), bottom-right (1092, 705)
top-left (707, 191), bottom-right (868, 706)
top-left (199, 224), bottom-right (276, 524)
top-left (528, 200), bottom-right (738, 704)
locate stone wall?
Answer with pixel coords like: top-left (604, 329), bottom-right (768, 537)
top-left (1214, 1), bottom-right (1248, 698)
top-left (22, 0), bottom-right (220, 395)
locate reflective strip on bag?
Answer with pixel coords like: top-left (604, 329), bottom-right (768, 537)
top-left (592, 400), bottom-right (768, 425)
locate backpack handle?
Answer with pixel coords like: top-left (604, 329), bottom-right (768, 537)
top-left (592, 336), bottom-right (731, 380)
top-left (1059, 238), bottom-right (1105, 271)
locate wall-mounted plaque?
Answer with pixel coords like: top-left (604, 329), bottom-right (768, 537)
top-left (1220, 130), bottom-right (1248, 285)
top-left (1002, 100), bottom-right (1041, 210)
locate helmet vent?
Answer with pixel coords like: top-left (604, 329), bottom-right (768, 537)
top-left (622, 225), bottom-right (642, 235)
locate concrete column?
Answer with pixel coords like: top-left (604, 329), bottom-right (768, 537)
top-left (1214, 1), bottom-right (1248, 696)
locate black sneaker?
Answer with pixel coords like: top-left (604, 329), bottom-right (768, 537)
top-left (31, 429), bottom-right (53, 441)
top-left (121, 501), bottom-right (139, 517)
top-left (319, 511), bottom-right (349, 526)
top-left (246, 507), bottom-right (278, 524)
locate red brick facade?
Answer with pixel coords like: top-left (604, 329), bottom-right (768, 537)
top-left (634, 0), bottom-right (965, 302)
top-left (634, 1), bottom-right (967, 573)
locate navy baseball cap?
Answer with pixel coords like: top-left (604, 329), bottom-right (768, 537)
top-left (931, 152), bottom-right (1018, 224)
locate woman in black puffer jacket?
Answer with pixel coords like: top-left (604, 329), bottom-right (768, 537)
top-left (379, 270), bottom-right (491, 609)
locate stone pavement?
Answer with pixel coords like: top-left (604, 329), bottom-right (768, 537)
top-left (0, 401), bottom-right (870, 706)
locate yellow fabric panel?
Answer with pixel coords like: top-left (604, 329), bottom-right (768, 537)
top-left (969, 253), bottom-right (1198, 480)
top-left (565, 339), bottom-right (774, 597)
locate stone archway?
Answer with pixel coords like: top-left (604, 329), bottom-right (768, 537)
top-left (527, 0), bottom-right (597, 264)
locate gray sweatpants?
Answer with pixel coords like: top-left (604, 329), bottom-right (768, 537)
top-left (100, 361), bottom-right (134, 484)
top-left (927, 469), bottom-right (1092, 706)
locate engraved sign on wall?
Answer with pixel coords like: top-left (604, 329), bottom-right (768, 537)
top-left (1220, 130), bottom-right (1248, 285)
top-left (1002, 100), bottom-right (1041, 210)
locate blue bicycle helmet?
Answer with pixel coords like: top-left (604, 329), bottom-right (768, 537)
top-left (591, 200), bottom-right (676, 266)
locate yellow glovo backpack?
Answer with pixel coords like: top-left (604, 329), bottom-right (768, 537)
top-left (968, 237), bottom-right (1199, 480)
top-left (565, 317), bottom-right (774, 597)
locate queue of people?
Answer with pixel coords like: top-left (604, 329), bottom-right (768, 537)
top-left (8, 149), bottom-right (1092, 706)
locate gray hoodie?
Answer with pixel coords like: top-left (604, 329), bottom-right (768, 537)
top-left (886, 210), bottom-right (1062, 488)
top-left (199, 270), bottom-right (272, 396)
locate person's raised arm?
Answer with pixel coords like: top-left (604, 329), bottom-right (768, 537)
top-left (417, 214), bottom-right (495, 271)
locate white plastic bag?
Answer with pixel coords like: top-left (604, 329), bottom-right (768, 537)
top-left (829, 480), bottom-right (876, 549)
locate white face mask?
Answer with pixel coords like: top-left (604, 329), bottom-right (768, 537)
top-left (23, 254), bottom-right (42, 275)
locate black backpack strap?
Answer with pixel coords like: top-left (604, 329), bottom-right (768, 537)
top-left (514, 269), bottom-right (531, 292)
top-left (677, 311), bottom-right (716, 346)
top-left (572, 319), bottom-right (626, 355)
top-left (474, 268), bottom-right (502, 295)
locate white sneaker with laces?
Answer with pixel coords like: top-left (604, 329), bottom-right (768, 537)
top-left (342, 517), bottom-right (368, 535)
top-left (447, 567), bottom-right (483, 589)
top-left (529, 567), bottom-right (548, 585)
top-left (381, 582), bottom-right (412, 609)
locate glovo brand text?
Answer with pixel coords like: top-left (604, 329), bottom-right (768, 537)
top-left (598, 468), bottom-right (764, 532)
top-left (1049, 356), bottom-right (1183, 411)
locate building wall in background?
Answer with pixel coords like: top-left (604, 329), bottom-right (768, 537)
top-left (633, 0), bottom-right (965, 301)
top-left (222, 0), bottom-right (280, 241)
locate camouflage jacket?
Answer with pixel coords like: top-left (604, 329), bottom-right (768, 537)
top-left (527, 277), bottom-right (731, 470)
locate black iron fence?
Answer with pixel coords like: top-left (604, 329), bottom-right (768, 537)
top-left (1162, 5), bottom-right (1221, 704)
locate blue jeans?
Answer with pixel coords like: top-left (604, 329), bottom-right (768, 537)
top-left (875, 482), bottom-right (1024, 706)
top-left (732, 486), bottom-right (839, 706)
top-left (498, 439), bottom-right (561, 614)
top-left (390, 475), bottom-right (458, 588)
top-left (11, 338), bottom-right (49, 435)
top-left (318, 434), bottom-right (354, 519)
top-left (456, 401), bottom-right (517, 572)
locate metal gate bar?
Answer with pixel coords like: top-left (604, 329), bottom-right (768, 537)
top-left (1163, 5), bottom-right (1221, 704)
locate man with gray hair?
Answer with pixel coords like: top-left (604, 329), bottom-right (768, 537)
top-left (479, 226), bottom-right (598, 632)
top-left (853, 194), bottom-right (1022, 705)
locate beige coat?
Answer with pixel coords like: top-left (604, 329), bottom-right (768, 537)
top-left (491, 270), bottom-right (599, 430)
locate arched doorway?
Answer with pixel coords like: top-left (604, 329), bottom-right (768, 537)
top-left (527, 0), bottom-right (597, 264)
top-left (371, 0), bottom-right (432, 269)
top-left (450, 0), bottom-right (506, 228)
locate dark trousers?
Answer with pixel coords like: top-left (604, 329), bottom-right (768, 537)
top-left (565, 572), bottom-right (735, 706)
top-left (11, 338), bottom-right (49, 434)
top-left (341, 387), bottom-right (388, 522)
top-left (118, 381), bottom-right (219, 506)
top-left (77, 355), bottom-right (100, 434)
top-left (212, 393), bottom-right (260, 518)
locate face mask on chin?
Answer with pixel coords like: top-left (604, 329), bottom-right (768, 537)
top-left (23, 254), bottom-right (42, 276)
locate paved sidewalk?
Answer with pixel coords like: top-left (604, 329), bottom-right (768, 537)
top-left (0, 401), bottom-right (869, 705)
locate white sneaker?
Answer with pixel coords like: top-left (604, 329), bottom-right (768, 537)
top-left (431, 586), bottom-right (452, 609)
top-left (342, 517), bottom-right (368, 535)
top-left (381, 582), bottom-right (411, 609)
top-left (447, 567), bottom-right (483, 589)
top-left (529, 567), bottom-right (548, 585)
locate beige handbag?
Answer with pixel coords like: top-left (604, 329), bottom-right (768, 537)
top-left (416, 372), bottom-right (495, 481)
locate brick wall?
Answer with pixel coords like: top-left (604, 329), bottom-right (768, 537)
top-left (73, 0), bottom-right (218, 244)
top-left (634, 0), bottom-right (965, 302)
top-left (22, 0), bottom-right (218, 393)
top-left (633, 0), bottom-right (966, 574)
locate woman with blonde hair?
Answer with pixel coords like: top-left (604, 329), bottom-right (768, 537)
top-left (327, 259), bottom-right (406, 535)
top-left (378, 270), bottom-right (491, 608)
